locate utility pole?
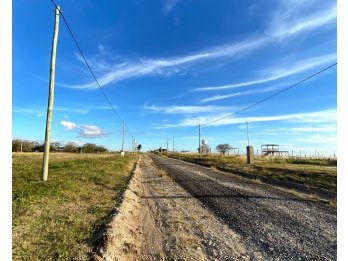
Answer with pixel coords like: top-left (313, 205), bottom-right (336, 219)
top-left (42, 6), bottom-right (60, 182)
top-left (20, 139), bottom-right (23, 153)
top-left (246, 121), bottom-right (250, 146)
top-left (121, 122), bottom-right (125, 152)
top-left (172, 137), bottom-right (174, 153)
top-left (199, 124), bottom-right (201, 157)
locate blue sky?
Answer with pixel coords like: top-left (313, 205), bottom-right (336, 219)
top-left (12, 0), bottom-right (337, 155)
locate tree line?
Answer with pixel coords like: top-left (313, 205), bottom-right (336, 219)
top-left (12, 139), bottom-right (108, 153)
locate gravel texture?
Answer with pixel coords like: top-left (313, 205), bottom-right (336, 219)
top-left (150, 154), bottom-right (337, 260)
top-left (102, 154), bottom-right (263, 260)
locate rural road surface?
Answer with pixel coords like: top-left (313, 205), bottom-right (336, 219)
top-left (150, 154), bottom-right (337, 260)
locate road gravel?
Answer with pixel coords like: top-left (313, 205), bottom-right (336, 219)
top-left (150, 154), bottom-right (337, 260)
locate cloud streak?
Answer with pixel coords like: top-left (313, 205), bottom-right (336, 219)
top-left (154, 109), bottom-right (336, 127)
top-left (60, 37), bottom-right (268, 89)
top-left (269, 1), bottom-right (336, 39)
top-left (163, 0), bottom-right (181, 14)
top-left (143, 104), bottom-right (237, 114)
top-left (194, 53), bottom-right (336, 92)
top-left (59, 1), bottom-right (336, 90)
top-left (200, 85), bottom-right (281, 103)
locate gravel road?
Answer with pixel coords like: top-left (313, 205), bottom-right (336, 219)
top-left (150, 154), bottom-right (337, 260)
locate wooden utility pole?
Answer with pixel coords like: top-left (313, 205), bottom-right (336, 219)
top-left (42, 6), bottom-right (60, 182)
top-left (121, 122), bottom-right (125, 152)
top-left (199, 124), bottom-right (201, 157)
top-left (166, 138), bottom-right (169, 153)
top-left (20, 139), bottom-right (23, 153)
top-left (246, 121), bottom-right (250, 146)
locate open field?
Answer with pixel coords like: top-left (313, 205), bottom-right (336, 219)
top-left (12, 152), bottom-right (138, 261)
top-left (167, 153), bottom-right (337, 194)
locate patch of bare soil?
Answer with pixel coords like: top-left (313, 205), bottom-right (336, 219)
top-left (98, 154), bottom-right (260, 260)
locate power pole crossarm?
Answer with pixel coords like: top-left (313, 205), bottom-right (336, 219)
top-left (42, 6), bottom-right (60, 181)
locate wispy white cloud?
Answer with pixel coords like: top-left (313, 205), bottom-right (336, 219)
top-left (152, 124), bottom-right (170, 130)
top-left (163, 0), bottom-right (181, 14)
top-left (143, 104), bottom-right (237, 114)
top-left (13, 106), bottom-right (89, 116)
top-left (13, 105), bottom-right (115, 116)
top-left (13, 106), bottom-right (44, 117)
top-left (268, 1), bottom-right (336, 39)
top-left (59, 1), bottom-right (336, 90)
top-left (88, 105), bottom-right (119, 110)
top-left (60, 37), bottom-right (268, 89)
top-left (290, 124), bottom-right (336, 133)
top-left (200, 85), bottom-right (280, 103)
top-left (55, 107), bottom-right (89, 114)
top-left (296, 134), bottom-right (336, 145)
top-left (194, 53), bottom-right (336, 92)
top-left (154, 109), bottom-right (336, 127)
top-left (264, 124), bottom-right (337, 134)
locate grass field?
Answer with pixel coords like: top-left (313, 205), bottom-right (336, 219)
top-left (167, 153), bottom-right (337, 193)
top-left (12, 152), bottom-right (138, 261)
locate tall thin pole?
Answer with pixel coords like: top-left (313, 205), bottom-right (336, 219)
top-left (42, 6), bottom-right (60, 182)
top-left (167, 138), bottom-right (169, 153)
top-left (121, 122), bottom-right (125, 152)
top-left (246, 121), bottom-right (250, 146)
top-left (20, 140), bottom-right (23, 153)
top-left (172, 137), bottom-right (174, 153)
top-left (199, 124), bottom-right (201, 157)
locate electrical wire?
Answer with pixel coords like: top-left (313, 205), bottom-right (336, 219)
top-left (49, 0), bottom-right (133, 137)
top-left (201, 62), bottom-right (337, 126)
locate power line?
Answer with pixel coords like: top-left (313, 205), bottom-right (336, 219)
top-left (175, 125), bottom-right (199, 139)
top-left (49, 0), bottom-right (132, 137)
top-left (201, 62), bottom-right (337, 126)
top-left (173, 62), bottom-right (336, 146)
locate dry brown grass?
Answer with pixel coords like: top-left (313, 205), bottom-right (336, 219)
top-left (168, 153), bottom-right (337, 193)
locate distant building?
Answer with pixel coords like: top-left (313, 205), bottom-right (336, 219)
top-left (199, 140), bottom-right (211, 155)
top-left (151, 147), bottom-right (168, 153)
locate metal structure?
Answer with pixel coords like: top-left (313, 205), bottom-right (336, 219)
top-left (261, 144), bottom-right (288, 156)
top-left (230, 147), bottom-right (239, 155)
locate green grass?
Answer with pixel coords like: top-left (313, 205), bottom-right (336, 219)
top-left (12, 152), bottom-right (138, 261)
top-left (167, 153), bottom-right (337, 193)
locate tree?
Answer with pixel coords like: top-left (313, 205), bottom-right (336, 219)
top-left (82, 143), bottom-right (108, 153)
top-left (64, 142), bottom-right (78, 153)
top-left (216, 144), bottom-right (231, 155)
top-left (12, 139), bottom-right (22, 152)
top-left (32, 143), bottom-right (57, 152)
top-left (137, 144), bottom-right (142, 151)
top-left (82, 143), bottom-right (97, 153)
top-left (95, 145), bottom-right (107, 153)
top-left (12, 139), bottom-right (35, 152)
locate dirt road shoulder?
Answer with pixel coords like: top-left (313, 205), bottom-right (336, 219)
top-left (97, 154), bottom-right (260, 260)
